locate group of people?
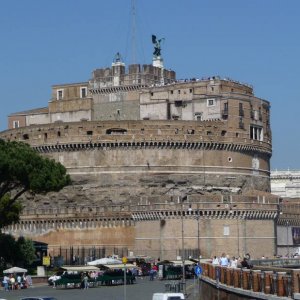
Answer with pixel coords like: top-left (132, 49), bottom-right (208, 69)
top-left (212, 253), bottom-right (252, 269)
top-left (2, 273), bottom-right (31, 291)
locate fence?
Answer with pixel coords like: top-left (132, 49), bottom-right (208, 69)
top-left (49, 246), bottom-right (128, 266)
top-left (200, 262), bottom-right (298, 298)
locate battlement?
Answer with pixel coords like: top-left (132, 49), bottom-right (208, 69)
top-left (90, 63), bottom-right (176, 89)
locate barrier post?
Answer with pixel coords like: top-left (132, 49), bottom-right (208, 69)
top-left (233, 268), bottom-right (240, 288)
top-left (277, 272), bottom-right (286, 297)
top-left (264, 271), bottom-right (273, 294)
top-left (242, 269), bottom-right (250, 290)
top-left (252, 270), bottom-right (260, 292)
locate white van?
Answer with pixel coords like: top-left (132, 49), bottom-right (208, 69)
top-left (152, 293), bottom-right (185, 300)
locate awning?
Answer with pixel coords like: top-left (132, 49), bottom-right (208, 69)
top-left (3, 266), bottom-right (28, 274)
top-left (60, 266), bottom-right (100, 272)
top-left (103, 264), bottom-right (137, 269)
top-left (170, 260), bottom-right (196, 266)
top-left (87, 258), bottom-right (122, 266)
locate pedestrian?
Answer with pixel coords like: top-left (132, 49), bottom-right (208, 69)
top-left (212, 256), bottom-right (219, 265)
top-left (3, 275), bottom-right (9, 291)
top-left (10, 275), bottom-right (16, 290)
top-left (220, 253), bottom-right (229, 267)
top-left (83, 273), bottom-right (89, 289)
top-left (241, 257), bottom-right (252, 269)
top-left (26, 274), bottom-right (32, 287)
top-left (230, 256), bottom-right (238, 268)
top-left (149, 269), bottom-right (154, 281)
top-left (17, 274), bottom-right (22, 289)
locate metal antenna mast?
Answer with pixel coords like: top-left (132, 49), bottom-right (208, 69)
top-left (131, 0), bottom-right (137, 64)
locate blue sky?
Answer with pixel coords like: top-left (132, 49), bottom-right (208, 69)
top-left (0, 0), bottom-right (299, 170)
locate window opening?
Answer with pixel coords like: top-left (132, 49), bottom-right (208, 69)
top-left (175, 100), bottom-right (183, 107)
top-left (250, 125), bottom-right (263, 141)
top-left (13, 120), bottom-right (19, 128)
top-left (207, 99), bottom-right (215, 106)
top-left (239, 103), bottom-right (244, 116)
top-left (57, 89), bottom-right (63, 100)
top-left (80, 87), bottom-right (87, 98)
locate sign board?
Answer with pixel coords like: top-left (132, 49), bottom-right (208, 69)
top-left (195, 265), bottom-right (202, 277)
top-left (43, 256), bottom-right (51, 266)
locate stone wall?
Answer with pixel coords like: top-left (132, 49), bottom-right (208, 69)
top-left (4, 198), bottom-right (279, 259)
top-left (0, 120), bottom-right (272, 208)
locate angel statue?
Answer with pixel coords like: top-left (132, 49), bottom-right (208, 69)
top-left (152, 35), bottom-right (164, 57)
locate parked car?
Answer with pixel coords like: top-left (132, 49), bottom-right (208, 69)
top-left (152, 293), bottom-right (185, 300)
top-left (20, 298), bottom-right (57, 300)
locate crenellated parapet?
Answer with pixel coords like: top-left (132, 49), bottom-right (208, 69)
top-left (4, 196), bottom-right (279, 233)
top-left (132, 203), bottom-right (278, 221)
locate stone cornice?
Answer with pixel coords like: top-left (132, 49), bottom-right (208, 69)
top-left (131, 208), bottom-right (277, 221)
top-left (33, 140), bottom-right (272, 156)
top-left (90, 84), bottom-right (147, 94)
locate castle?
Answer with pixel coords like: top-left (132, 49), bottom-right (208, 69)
top-left (0, 48), bottom-right (281, 261)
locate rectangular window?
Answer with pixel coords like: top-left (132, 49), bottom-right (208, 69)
top-left (250, 125), bottom-right (263, 141)
top-left (80, 87), bottom-right (87, 98)
top-left (223, 226), bottom-right (230, 236)
top-left (222, 102), bottom-right (228, 119)
top-left (207, 98), bottom-right (215, 106)
top-left (175, 100), bottom-right (183, 107)
top-left (13, 120), bottom-right (20, 128)
top-left (57, 89), bottom-right (64, 100)
top-left (194, 112), bottom-right (202, 121)
top-left (239, 103), bottom-right (244, 116)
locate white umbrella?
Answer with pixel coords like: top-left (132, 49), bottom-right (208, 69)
top-left (87, 257), bottom-right (122, 266)
top-left (3, 266), bottom-right (28, 274)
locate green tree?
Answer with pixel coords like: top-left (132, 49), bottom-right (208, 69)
top-left (0, 139), bottom-right (71, 228)
top-left (0, 234), bottom-right (36, 271)
top-left (16, 237), bottom-right (36, 266)
top-left (0, 233), bottom-right (16, 266)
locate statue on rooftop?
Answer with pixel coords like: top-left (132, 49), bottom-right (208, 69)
top-left (152, 35), bottom-right (164, 57)
top-left (114, 52), bottom-right (122, 63)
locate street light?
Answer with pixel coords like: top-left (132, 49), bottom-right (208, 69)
top-left (197, 206), bottom-right (200, 262)
top-left (180, 194), bottom-right (190, 296)
top-left (180, 197), bottom-right (186, 295)
top-left (286, 220), bottom-right (290, 258)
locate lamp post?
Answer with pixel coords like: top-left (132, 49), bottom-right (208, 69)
top-left (197, 207), bottom-right (200, 262)
top-left (122, 256), bottom-right (127, 300)
top-left (237, 217), bottom-right (240, 257)
top-left (286, 220), bottom-right (290, 258)
top-left (180, 195), bottom-right (190, 296)
top-left (181, 198), bottom-right (186, 295)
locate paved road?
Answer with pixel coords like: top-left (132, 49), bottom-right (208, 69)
top-left (0, 278), bottom-right (196, 300)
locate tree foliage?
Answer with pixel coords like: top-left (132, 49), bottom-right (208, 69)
top-left (16, 236), bottom-right (36, 266)
top-left (0, 139), bottom-right (71, 228)
top-left (0, 194), bottom-right (22, 228)
top-left (0, 233), bottom-right (36, 270)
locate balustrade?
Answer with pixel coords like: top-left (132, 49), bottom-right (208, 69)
top-left (200, 262), bottom-right (299, 299)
